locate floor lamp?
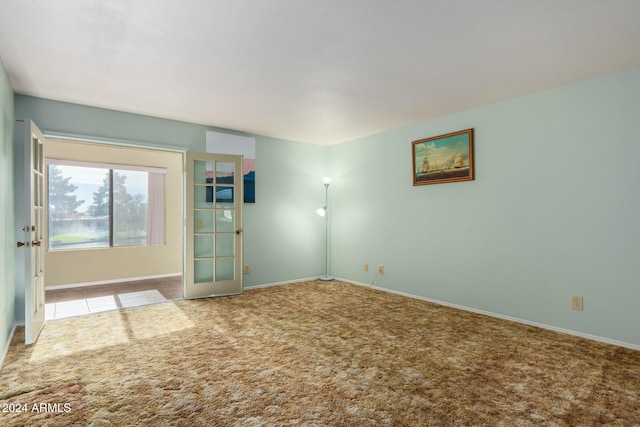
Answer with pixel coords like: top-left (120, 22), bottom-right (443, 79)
top-left (316, 176), bottom-right (333, 281)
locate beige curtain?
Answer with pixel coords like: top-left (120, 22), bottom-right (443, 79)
top-left (147, 171), bottom-right (166, 246)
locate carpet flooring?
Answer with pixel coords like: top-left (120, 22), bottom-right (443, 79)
top-left (1, 280), bottom-right (639, 426)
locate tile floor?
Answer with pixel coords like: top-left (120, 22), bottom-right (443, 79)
top-left (45, 276), bottom-right (183, 321)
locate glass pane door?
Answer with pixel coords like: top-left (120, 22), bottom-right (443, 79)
top-left (185, 152), bottom-right (243, 298)
top-left (17, 120), bottom-right (47, 344)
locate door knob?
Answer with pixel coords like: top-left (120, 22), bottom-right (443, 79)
top-left (32, 240), bottom-right (42, 246)
top-left (17, 242), bottom-right (25, 248)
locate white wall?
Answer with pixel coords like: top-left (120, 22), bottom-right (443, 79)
top-left (329, 66), bottom-right (640, 347)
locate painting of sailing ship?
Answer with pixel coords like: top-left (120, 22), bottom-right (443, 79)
top-left (412, 128), bottom-right (474, 186)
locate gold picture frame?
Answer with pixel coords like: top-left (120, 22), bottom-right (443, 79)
top-left (412, 129), bottom-right (474, 186)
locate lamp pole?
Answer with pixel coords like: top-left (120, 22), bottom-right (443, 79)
top-left (319, 177), bottom-right (332, 281)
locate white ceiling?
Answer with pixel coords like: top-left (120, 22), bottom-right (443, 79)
top-left (1, 1), bottom-right (639, 145)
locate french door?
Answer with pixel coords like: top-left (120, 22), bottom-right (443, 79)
top-left (185, 152), bottom-right (243, 298)
top-left (15, 120), bottom-right (46, 344)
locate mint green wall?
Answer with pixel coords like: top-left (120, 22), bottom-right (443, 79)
top-left (14, 95), bottom-right (328, 288)
top-left (0, 58), bottom-right (15, 356)
top-left (328, 67), bottom-right (640, 347)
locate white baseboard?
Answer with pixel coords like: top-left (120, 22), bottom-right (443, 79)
top-left (337, 277), bottom-right (640, 352)
top-left (46, 273), bottom-right (183, 290)
top-left (244, 276), bottom-right (319, 290)
top-left (0, 324), bottom-right (18, 372)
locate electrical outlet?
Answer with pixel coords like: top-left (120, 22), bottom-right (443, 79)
top-left (364, 263), bottom-right (369, 272)
top-left (571, 295), bottom-right (583, 311)
top-left (378, 265), bottom-right (384, 274)
top-left (243, 265), bottom-right (250, 275)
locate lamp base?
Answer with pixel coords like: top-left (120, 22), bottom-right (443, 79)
top-left (319, 275), bottom-right (333, 282)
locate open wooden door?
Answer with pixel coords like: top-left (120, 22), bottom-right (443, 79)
top-left (185, 152), bottom-right (243, 298)
top-left (15, 120), bottom-right (46, 344)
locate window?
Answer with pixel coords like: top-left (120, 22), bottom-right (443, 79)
top-left (47, 160), bottom-right (166, 250)
top-left (113, 170), bottom-right (148, 246)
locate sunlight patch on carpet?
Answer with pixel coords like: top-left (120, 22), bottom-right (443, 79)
top-left (29, 301), bottom-right (195, 362)
top-left (29, 316), bottom-right (131, 363)
top-left (124, 301), bottom-right (196, 341)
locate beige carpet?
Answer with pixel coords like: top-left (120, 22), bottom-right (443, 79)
top-left (1, 280), bottom-right (639, 426)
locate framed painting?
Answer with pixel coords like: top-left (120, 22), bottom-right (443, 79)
top-left (412, 128), bottom-right (474, 186)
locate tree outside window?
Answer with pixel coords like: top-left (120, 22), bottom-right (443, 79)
top-left (48, 164), bottom-right (149, 250)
